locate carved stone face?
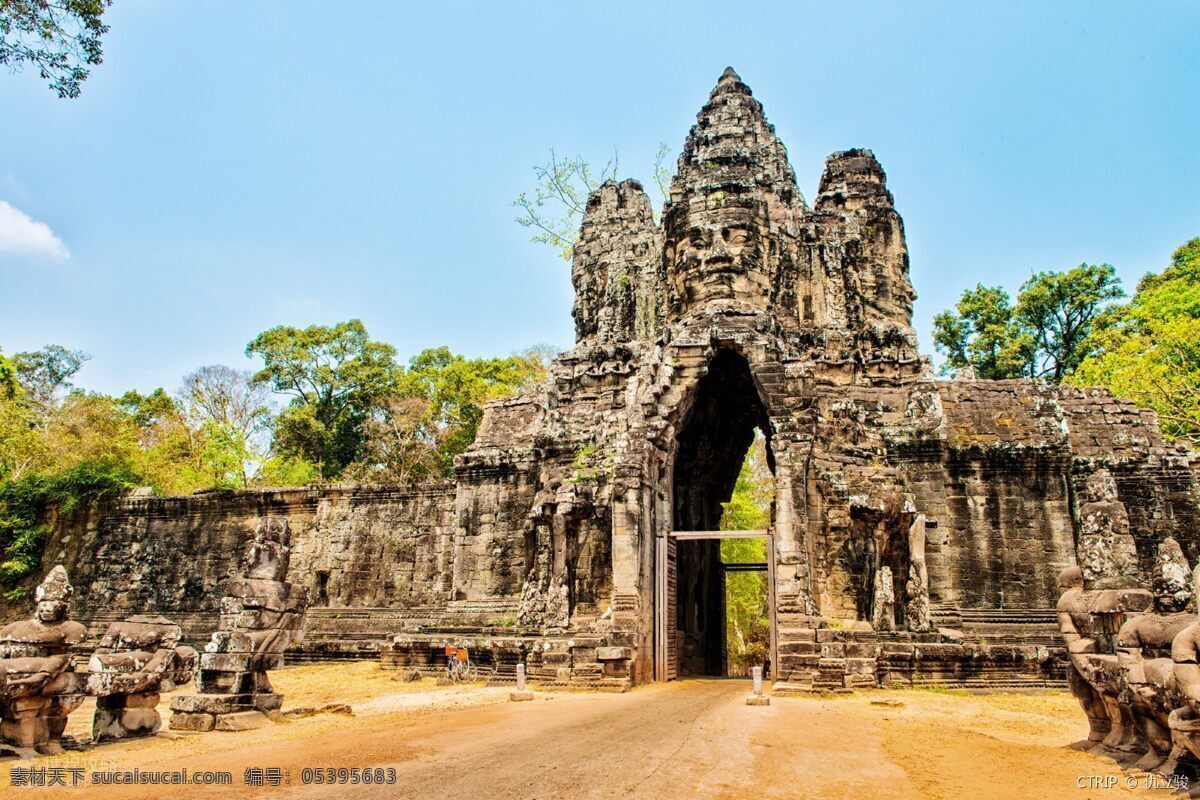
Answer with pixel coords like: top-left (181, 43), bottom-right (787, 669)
top-left (668, 205), bottom-right (765, 312)
top-left (36, 599), bottom-right (67, 624)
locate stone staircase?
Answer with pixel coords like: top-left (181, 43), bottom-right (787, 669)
top-left (776, 609), bottom-right (1068, 692)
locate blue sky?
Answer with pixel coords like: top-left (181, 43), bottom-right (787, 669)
top-left (1, 1), bottom-right (1197, 395)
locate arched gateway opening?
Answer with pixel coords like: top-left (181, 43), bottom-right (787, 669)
top-left (656, 348), bottom-right (777, 680)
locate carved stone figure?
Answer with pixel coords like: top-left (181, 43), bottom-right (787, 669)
top-left (1169, 564), bottom-right (1200, 771)
top-left (87, 615), bottom-right (197, 741)
top-left (0, 566), bottom-right (88, 755)
top-left (1077, 469), bottom-right (1140, 590)
top-left (1056, 566), bottom-right (1114, 749)
top-left (905, 514), bottom-right (932, 632)
top-left (169, 517), bottom-right (308, 731)
top-left (544, 575), bottom-right (570, 632)
top-left (1114, 545), bottom-right (1195, 772)
top-left (872, 566), bottom-right (895, 632)
top-left (516, 570), bottom-right (546, 628)
top-left (1154, 537), bottom-right (1192, 613)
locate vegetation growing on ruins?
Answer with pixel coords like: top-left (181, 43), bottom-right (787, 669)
top-left (514, 146), bottom-right (673, 260)
top-left (0, 459), bottom-right (134, 600)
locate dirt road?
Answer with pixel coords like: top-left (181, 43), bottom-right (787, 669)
top-left (0, 664), bottom-right (1178, 799)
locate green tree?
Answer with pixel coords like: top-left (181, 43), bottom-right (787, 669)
top-left (0, 350), bottom-right (16, 398)
top-left (0, 352), bottom-right (37, 480)
top-left (1073, 238), bottom-right (1200, 444)
top-left (178, 365), bottom-right (274, 488)
top-left (932, 285), bottom-right (1033, 379)
top-left (1017, 263), bottom-right (1124, 381)
top-left (1, 0), bottom-right (113, 98)
top-left (387, 346), bottom-right (546, 477)
top-left (933, 264), bottom-right (1122, 381)
top-left (246, 320), bottom-right (399, 479)
top-left (341, 395), bottom-right (439, 484)
top-left (12, 344), bottom-right (89, 412)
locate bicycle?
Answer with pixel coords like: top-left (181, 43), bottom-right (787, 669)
top-left (444, 646), bottom-right (478, 683)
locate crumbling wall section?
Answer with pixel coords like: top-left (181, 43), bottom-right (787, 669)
top-left (10, 484), bottom-right (458, 627)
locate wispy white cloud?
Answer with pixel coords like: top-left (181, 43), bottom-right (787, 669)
top-left (0, 200), bottom-right (69, 261)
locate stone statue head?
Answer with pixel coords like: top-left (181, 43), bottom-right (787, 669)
top-left (1153, 537), bottom-right (1193, 612)
top-left (34, 565), bottom-right (73, 624)
top-left (1084, 469), bottom-right (1119, 504)
top-left (1057, 565), bottom-right (1084, 594)
top-left (243, 516), bottom-right (291, 581)
top-left (258, 516), bottom-right (289, 545)
top-left (665, 199), bottom-right (767, 313)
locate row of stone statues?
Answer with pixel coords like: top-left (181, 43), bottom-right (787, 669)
top-left (1057, 469), bottom-right (1200, 777)
top-left (0, 516), bottom-right (307, 756)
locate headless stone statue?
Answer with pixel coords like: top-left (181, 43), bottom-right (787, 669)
top-left (0, 566), bottom-right (88, 755)
top-left (87, 615), bottom-right (197, 742)
top-left (1056, 566), bottom-right (1113, 749)
top-left (905, 514), bottom-right (933, 632)
top-left (544, 575), bottom-right (570, 632)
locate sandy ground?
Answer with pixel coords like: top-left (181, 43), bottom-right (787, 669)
top-left (0, 663), bottom-right (1182, 799)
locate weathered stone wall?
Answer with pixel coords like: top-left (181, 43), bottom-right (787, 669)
top-left (897, 451), bottom-right (1076, 609)
top-left (5, 484), bottom-right (458, 629)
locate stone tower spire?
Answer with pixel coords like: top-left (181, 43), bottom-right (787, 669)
top-left (815, 149), bottom-right (918, 340)
top-left (661, 68), bottom-right (804, 321)
top-left (668, 67), bottom-right (803, 211)
top-left (571, 179), bottom-right (661, 344)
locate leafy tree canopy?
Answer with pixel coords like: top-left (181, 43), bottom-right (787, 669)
top-left (12, 344), bottom-right (89, 409)
top-left (933, 264), bottom-right (1123, 382)
top-left (346, 346), bottom-right (548, 481)
top-left (1072, 237), bottom-right (1200, 444)
top-left (246, 320), bottom-right (399, 479)
top-left (0, 349), bottom-right (16, 399)
top-left (1, 0), bottom-right (112, 98)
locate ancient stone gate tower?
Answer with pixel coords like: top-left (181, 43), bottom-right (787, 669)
top-left (28, 69), bottom-right (1199, 692)
top-left (450, 67), bottom-right (1199, 688)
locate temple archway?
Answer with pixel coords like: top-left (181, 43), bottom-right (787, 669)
top-left (658, 347), bottom-right (776, 679)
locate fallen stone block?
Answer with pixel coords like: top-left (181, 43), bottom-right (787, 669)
top-left (214, 710), bottom-right (268, 732)
top-left (168, 712), bottom-right (215, 732)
